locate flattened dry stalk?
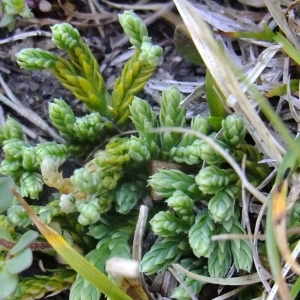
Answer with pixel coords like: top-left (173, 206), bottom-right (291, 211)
top-left (265, 0), bottom-right (300, 53)
top-left (268, 240), bottom-right (300, 300)
top-left (172, 263), bottom-right (269, 286)
top-left (253, 203), bottom-right (273, 293)
top-left (132, 205), bottom-right (148, 262)
top-left (286, 174), bottom-right (300, 210)
top-left (173, 0), bottom-right (283, 164)
top-left (269, 174), bottom-right (292, 300)
top-left (168, 266), bottom-right (198, 300)
top-left (265, 136), bottom-right (300, 300)
top-left (132, 205), bottom-right (155, 300)
top-left (272, 174), bottom-right (300, 275)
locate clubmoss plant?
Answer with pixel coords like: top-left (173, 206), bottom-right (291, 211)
top-left (141, 111), bottom-right (269, 294)
top-left (0, 10), bottom-right (272, 300)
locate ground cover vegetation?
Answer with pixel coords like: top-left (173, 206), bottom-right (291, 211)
top-left (1, 1), bottom-right (300, 300)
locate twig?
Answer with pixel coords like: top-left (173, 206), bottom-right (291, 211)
top-left (0, 73), bottom-right (23, 106)
top-left (57, 0), bottom-right (115, 21)
top-left (172, 263), bottom-right (270, 285)
top-left (88, 0), bottom-right (104, 38)
top-left (0, 92), bottom-right (64, 143)
top-left (21, 124), bottom-right (46, 142)
top-left (0, 72), bottom-right (64, 142)
top-left (168, 266), bottom-right (198, 300)
top-left (241, 156), bottom-right (271, 291)
top-left (212, 227), bottom-right (300, 241)
top-left (0, 30), bottom-right (52, 45)
top-left (0, 105), bottom-right (5, 126)
top-left (212, 286), bottom-right (246, 300)
top-left (132, 204), bottom-right (155, 300)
